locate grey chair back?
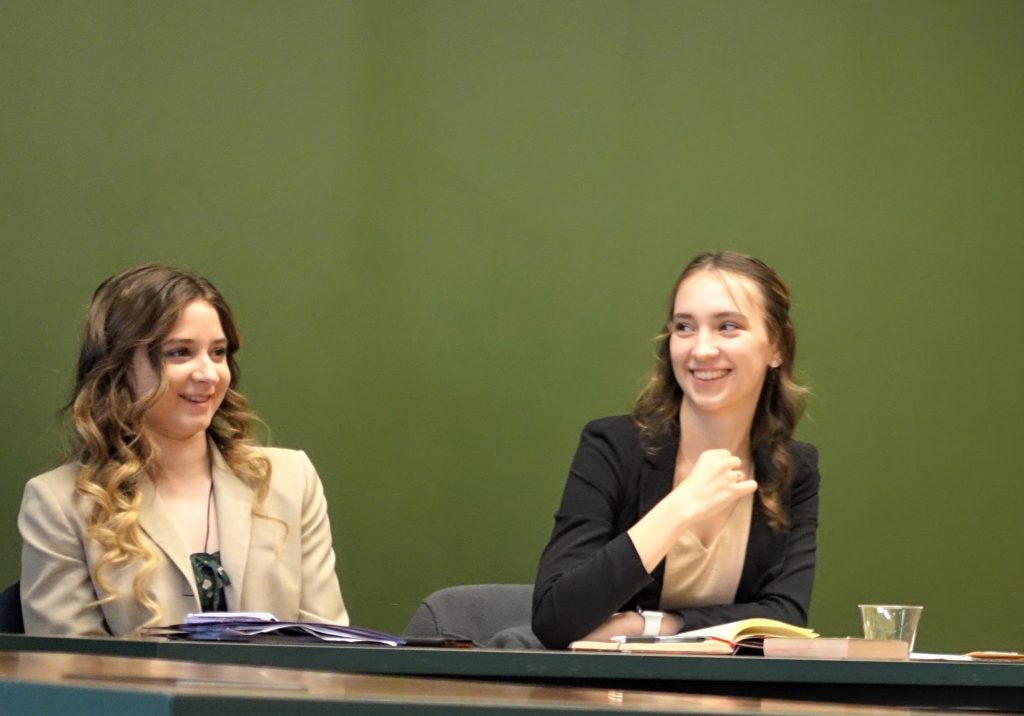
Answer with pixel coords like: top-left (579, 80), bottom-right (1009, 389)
top-left (402, 583), bottom-right (541, 649)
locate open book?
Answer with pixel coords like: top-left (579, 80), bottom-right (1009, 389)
top-left (570, 617), bottom-right (817, 654)
top-left (144, 612), bottom-right (403, 645)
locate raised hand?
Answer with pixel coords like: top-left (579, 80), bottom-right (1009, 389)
top-left (627, 448), bottom-right (757, 573)
top-left (671, 448), bottom-right (757, 524)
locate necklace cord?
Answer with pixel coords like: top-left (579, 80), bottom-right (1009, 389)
top-left (203, 481), bottom-right (213, 553)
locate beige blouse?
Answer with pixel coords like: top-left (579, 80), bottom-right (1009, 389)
top-left (659, 492), bottom-right (754, 610)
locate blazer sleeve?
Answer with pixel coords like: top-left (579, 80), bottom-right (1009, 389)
top-left (532, 419), bottom-right (653, 649)
top-left (295, 451), bottom-right (349, 625)
top-left (668, 442), bottom-right (821, 630)
top-left (18, 474), bottom-right (110, 636)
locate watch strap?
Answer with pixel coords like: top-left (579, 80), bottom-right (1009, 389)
top-left (639, 610), bottom-right (663, 637)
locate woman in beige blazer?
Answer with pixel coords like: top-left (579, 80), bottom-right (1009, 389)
top-left (18, 264), bottom-right (347, 636)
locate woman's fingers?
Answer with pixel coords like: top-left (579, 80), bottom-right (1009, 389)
top-left (677, 449), bottom-right (756, 511)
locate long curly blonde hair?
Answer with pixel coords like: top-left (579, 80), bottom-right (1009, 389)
top-left (632, 251), bottom-right (808, 531)
top-left (67, 263), bottom-right (272, 628)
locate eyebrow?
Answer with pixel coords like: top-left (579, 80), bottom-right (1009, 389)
top-left (672, 311), bottom-right (747, 320)
top-left (162, 337), bottom-right (228, 346)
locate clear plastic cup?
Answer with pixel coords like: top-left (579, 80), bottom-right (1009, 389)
top-left (858, 604), bottom-right (923, 651)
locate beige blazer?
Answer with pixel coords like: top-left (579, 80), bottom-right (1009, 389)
top-left (18, 445), bottom-right (348, 636)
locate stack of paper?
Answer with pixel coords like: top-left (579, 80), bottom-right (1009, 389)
top-left (144, 612), bottom-right (403, 645)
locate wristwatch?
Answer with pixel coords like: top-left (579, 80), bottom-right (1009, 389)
top-left (639, 610), bottom-right (663, 637)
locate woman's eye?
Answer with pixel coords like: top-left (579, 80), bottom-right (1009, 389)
top-left (672, 322), bottom-right (694, 334)
top-left (212, 347), bottom-right (228, 359)
top-left (165, 348), bottom-right (190, 359)
top-left (720, 322), bottom-right (740, 332)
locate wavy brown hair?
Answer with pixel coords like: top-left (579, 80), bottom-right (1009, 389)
top-left (66, 263), bottom-right (272, 628)
top-left (632, 251), bottom-right (808, 531)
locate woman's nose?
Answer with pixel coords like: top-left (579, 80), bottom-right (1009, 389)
top-left (191, 356), bottom-right (219, 383)
top-left (693, 330), bottom-right (719, 359)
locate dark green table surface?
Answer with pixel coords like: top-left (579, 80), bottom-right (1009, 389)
top-left (2, 634), bottom-right (1022, 712)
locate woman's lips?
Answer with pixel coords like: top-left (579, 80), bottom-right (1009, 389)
top-left (691, 369), bottom-right (729, 381)
top-left (180, 394), bottom-right (213, 404)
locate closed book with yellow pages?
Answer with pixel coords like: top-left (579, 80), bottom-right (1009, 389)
top-left (764, 637), bottom-right (909, 660)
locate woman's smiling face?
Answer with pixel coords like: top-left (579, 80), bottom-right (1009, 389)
top-left (669, 268), bottom-right (781, 418)
top-left (131, 299), bottom-right (231, 445)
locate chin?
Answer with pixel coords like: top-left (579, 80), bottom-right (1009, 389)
top-left (682, 392), bottom-right (733, 414)
top-left (172, 421), bottom-right (214, 440)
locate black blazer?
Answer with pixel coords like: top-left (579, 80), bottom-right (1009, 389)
top-left (532, 415), bottom-right (820, 649)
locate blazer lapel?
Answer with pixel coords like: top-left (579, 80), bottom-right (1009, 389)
top-left (137, 476), bottom-right (197, 595)
top-left (637, 435), bottom-right (678, 608)
top-left (639, 440), bottom-right (676, 515)
top-left (211, 445), bottom-right (253, 610)
top-left (735, 447), bottom-right (784, 600)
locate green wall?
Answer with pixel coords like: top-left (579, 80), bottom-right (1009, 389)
top-left (2, 1), bottom-right (1021, 653)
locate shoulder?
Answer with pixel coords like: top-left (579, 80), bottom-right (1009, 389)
top-left (579, 415), bottom-right (676, 467)
top-left (19, 463), bottom-right (87, 528)
top-left (571, 415), bottom-right (651, 478)
top-left (258, 446), bottom-right (318, 489)
top-left (784, 440), bottom-right (821, 494)
top-left (256, 446), bottom-right (321, 501)
top-left (23, 463), bottom-right (80, 501)
top-left (579, 415), bottom-right (641, 445)
top-left (259, 446), bottom-right (314, 472)
top-left (788, 441), bottom-right (820, 473)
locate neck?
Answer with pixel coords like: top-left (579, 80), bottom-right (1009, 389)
top-left (678, 400), bottom-right (755, 465)
top-left (150, 431), bottom-right (212, 491)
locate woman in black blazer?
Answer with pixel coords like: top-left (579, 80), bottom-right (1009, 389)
top-left (533, 252), bottom-right (820, 649)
